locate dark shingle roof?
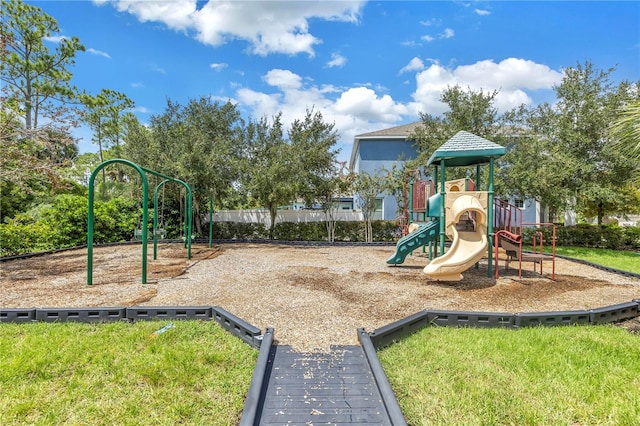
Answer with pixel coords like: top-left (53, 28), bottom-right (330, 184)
top-left (426, 131), bottom-right (506, 167)
top-left (355, 121), bottom-right (423, 138)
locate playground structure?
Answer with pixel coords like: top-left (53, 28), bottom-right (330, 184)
top-left (87, 159), bottom-right (193, 285)
top-left (388, 131), bottom-right (556, 280)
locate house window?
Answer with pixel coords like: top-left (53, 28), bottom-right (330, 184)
top-left (373, 198), bottom-right (384, 220)
top-left (514, 199), bottom-right (524, 209)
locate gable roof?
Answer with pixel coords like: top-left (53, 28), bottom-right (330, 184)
top-left (349, 121), bottom-right (423, 170)
top-left (426, 130), bottom-right (506, 168)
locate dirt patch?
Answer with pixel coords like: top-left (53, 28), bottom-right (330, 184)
top-left (1, 243), bottom-right (638, 351)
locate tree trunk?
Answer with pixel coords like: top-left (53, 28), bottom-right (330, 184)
top-left (597, 202), bottom-right (604, 227)
top-left (269, 205), bottom-right (277, 239)
top-left (194, 202), bottom-right (203, 236)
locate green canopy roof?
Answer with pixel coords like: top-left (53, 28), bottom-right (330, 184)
top-left (426, 131), bottom-right (506, 168)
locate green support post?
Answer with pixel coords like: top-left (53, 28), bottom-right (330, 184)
top-left (87, 159), bottom-right (193, 285)
top-left (439, 160), bottom-right (446, 256)
top-left (88, 159), bottom-right (149, 285)
top-left (153, 179), bottom-right (169, 260)
top-left (487, 157), bottom-right (495, 278)
top-left (475, 164), bottom-right (481, 270)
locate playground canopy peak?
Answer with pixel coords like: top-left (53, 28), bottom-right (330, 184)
top-left (426, 130), bottom-right (506, 168)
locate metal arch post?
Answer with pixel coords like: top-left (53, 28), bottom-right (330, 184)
top-left (439, 160), bottom-right (446, 256)
top-left (487, 157), bottom-right (495, 278)
top-left (153, 179), bottom-right (170, 260)
top-left (186, 186), bottom-right (192, 258)
top-left (87, 159), bottom-right (149, 285)
top-left (140, 168), bottom-right (192, 260)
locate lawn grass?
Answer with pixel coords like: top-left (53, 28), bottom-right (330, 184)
top-left (378, 325), bottom-right (640, 426)
top-left (0, 320), bottom-right (258, 425)
top-left (550, 246), bottom-right (640, 274)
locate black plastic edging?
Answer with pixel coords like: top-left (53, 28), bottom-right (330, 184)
top-left (369, 310), bottom-right (430, 348)
top-left (589, 301), bottom-right (639, 324)
top-left (239, 327), bottom-right (274, 426)
top-left (125, 306), bottom-right (213, 321)
top-left (358, 328), bottom-right (407, 426)
top-left (35, 307), bottom-right (127, 323)
top-left (514, 310), bottom-right (590, 327)
top-left (427, 310), bottom-right (515, 328)
top-left (0, 308), bottom-right (36, 323)
top-left (213, 306), bottom-right (263, 348)
top-left (0, 239), bottom-right (397, 263)
top-left (367, 301), bottom-right (640, 350)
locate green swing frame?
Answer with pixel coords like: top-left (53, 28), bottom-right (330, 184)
top-left (87, 159), bottom-right (193, 285)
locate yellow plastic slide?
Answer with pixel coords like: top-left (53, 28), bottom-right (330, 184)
top-left (423, 194), bottom-right (488, 281)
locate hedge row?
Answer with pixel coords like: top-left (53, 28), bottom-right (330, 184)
top-left (211, 220), bottom-right (399, 243)
top-left (2, 218), bottom-right (638, 258)
top-left (522, 224), bottom-right (640, 250)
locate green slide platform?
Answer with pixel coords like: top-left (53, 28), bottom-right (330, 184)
top-left (386, 219), bottom-right (440, 265)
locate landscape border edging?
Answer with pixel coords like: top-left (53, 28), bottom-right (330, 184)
top-left (368, 300), bottom-right (640, 349)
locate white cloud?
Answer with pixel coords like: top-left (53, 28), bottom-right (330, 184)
top-left (87, 48), bottom-right (111, 58)
top-left (412, 58), bottom-right (563, 114)
top-left (326, 53), bottom-right (347, 68)
top-left (102, 0), bottom-right (365, 56)
top-left (210, 63), bottom-right (228, 72)
top-left (420, 18), bottom-right (440, 27)
top-left (231, 58), bottom-right (562, 162)
top-left (44, 35), bottom-right (69, 43)
top-left (334, 87), bottom-right (408, 122)
top-left (131, 82), bottom-right (144, 88)
top-left (399, 57), bottom-right (425, 74)
top-left (263, 69), bottom-right (303, 91)
top-left (441, 28), bottom-right (455, 39)
top-left (474, 9), bottom-right (491, 16)
top-left (110, 0), bottom-right (196, 30)
top-left (421, 28), bottom-right (454, 43)
top-left (133, 106), bottom-right (151, 114)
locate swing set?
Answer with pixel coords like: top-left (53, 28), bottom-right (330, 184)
top-left (87, 159), bottom-right (193, 285)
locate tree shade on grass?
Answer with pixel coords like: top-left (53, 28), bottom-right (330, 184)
top-left (0, 321), bottom-right (257, 425)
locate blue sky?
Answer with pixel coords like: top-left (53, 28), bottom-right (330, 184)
top-left (32, 0), bottom-right (640, 162)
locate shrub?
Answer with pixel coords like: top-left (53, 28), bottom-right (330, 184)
top-left (523, 223), bottom-right (640, 251)
top-left (0, 221), bottom-right (55, 256)
top-left (40, 194), bottom-right (139, 247)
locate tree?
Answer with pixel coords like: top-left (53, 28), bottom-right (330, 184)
top-left (124, 98), bottom-right (246, 235)
top-left (554, 62), bottom-right (636, 225)
top-left (354, 171), bottom-right (387, 242)
top-left (1, 0), bottom-right (85, 130)
top-left (288, 108), bottom-right (343, 241)
top-left (312, 162), bottom-right (353, 242)
top-left (498, 103), bottom-right (576, 220)
top-left (0, 0), bottom-right (83, 194)
top-left (81, 89), bottom-right (134, 162)
top-left (242, 114), bottom-right (295, 239)
top-left (411, 85), bottom-right (500, 166)
top-left (609, 99), bottom-right (640, 184)
top-left (80, 89), bottom-right (135, 183)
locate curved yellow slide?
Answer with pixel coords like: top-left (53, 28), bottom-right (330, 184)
top-left (423, 194), bottom-right (488, 281)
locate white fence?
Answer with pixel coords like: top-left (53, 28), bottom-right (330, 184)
top-left (212, 209), bottom-right (364, 228)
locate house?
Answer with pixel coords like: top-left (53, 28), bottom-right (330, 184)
top-left (349, 122), bottom-right (422, 220)
top-left (349, 122), bottom-right (546, 224)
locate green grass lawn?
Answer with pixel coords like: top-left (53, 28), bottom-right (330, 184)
top-left (550, 246), bottom-right (640, 274)
top-left (378, 325), bottom-right (640, 426)
top-left (523, 244), bottom-right (640, 274)
top-left (0, 320), bottom-right (258, 426)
